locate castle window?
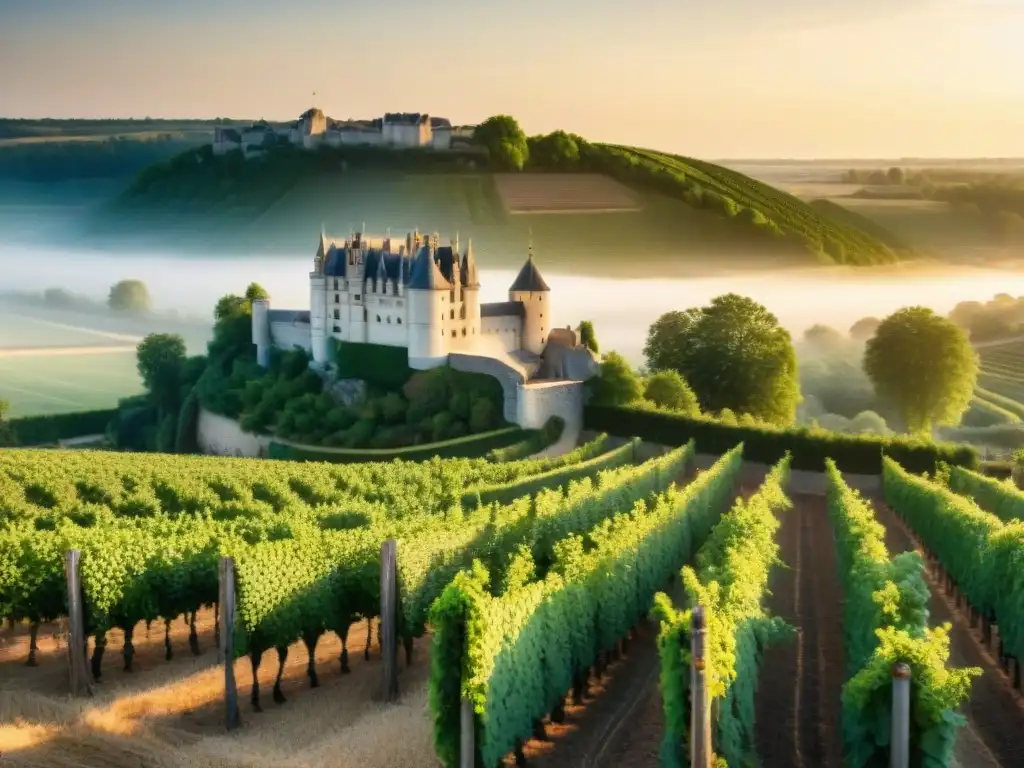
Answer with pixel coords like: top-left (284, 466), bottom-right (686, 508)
top-left (461, 328), bottom-right (466, 337)
top-left (335, 295), bottom-right (339, 304)
top-left (333, 324), bottom-right (340, 332)
top-left (387, 316), bottom-right (391, 323)
top-left (355, 294), bottom-right (361, 301)
top-left (333, 309), bottom-right (340, 320)
top-left (441, 329), bottom-right (444, 336)
top-left (450, 309), bottom-right (455, 320)
top-left (450, 289), bottom-right (455, 303)
top-left (376, 314), bottom-right (381, 323)
top-left (333, 279), bottom-right (338, 290)
top-left (397, 317), bottom-right (402, 324)
top-left (363, 308), bottom-right (368, 321)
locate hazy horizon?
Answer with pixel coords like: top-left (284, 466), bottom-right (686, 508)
top-left (2, 0), bottom-right (1022, 159)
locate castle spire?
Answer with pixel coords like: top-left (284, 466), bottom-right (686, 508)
top-left (461, 237), bottom-right (480, 288)
top-left (509, 233), bottom-right (550, 293)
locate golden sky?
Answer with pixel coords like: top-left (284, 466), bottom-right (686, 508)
top-left (1, 0), bottom-right (1022, 158)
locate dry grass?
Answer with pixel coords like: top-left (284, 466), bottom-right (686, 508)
top-left (0, 611), bottom-right (436, 767)
top-left (492, 173), bottom-right (640, 213)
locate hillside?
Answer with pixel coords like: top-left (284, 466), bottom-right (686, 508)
top-left (84, 125), bottom-right (905, 271)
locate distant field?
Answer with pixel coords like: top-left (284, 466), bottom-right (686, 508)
top-left (492, 173), bottom-right (640, 213)
top-left (963, 339), bottom-right (1024, 430)
top-left (0, 306), bottom-right (210, 416)
top-left (0, 349), bottom-right (141, 417)
top-left (0, 311), bottom-right (140, 349)
top-left (0, 131), bottom-right (212, 147)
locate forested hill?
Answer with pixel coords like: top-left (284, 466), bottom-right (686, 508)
top-left (96, 114), bottom-right (905, 268)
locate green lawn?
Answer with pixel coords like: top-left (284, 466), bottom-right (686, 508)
top-left (0, 350), bottom-right (142, 417)
top-left (0, 310), bottom-right (134, 348)
top-left (239, 172), bottom-right (803, 275)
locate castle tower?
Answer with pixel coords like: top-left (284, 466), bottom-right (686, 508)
top-left (251, 298), bottom-right (271, 368)
top-left (309, 240), bottom-right (329, 365)
top-left (508, 241), bottom-right (551, 356)
top-left (406, 244), bottom-right (451, 369)
top-left (461, 239), bottom-right (481, 335)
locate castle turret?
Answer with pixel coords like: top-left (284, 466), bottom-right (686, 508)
top-left (406, 245), bottom-right (451, 369)
top-left (508, 243), bottom-right (551, 356)
top-left (461, 239), bottom-right (481, 334)
top-left (252, 298), bottom-right (271, 368)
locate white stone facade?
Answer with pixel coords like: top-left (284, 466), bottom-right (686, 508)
top-left (213, 110), bottom-right (461, 156)
top-left (251, 230), bottom-right (600, 431)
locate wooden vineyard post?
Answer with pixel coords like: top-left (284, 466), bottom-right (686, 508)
top-left (890, 662), bottom-right (911, 768)
top-left (64, 550), bottom-right (92, 697)
top-left (459, 695), bottom-right (475, 768)
top-left (219, 556), bottom-right (241, 730)
top-left (690, 605), bottom-right (712, 768)
top-left (379, 538), bottom-right (399, 702)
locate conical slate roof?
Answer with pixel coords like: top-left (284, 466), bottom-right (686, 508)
top-left (408, 246), bottom-right (452, 290)
top-left (509, 254), bottom-right (550, 292)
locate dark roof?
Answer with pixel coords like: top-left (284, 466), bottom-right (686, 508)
top-left (481, 301), bottom-right (525, 318)
top-left (430, 117), bottom-right (452, 128)
top-left (268, 309), bottom-right (310, 324)
top-left (407, 246), bottom-right (452, 290)
top-left (384, 112), bottom-right (429, 125)
top-left (323, 245), bottom-right (347, 277)
top-left (300, 107), bottom-right (324, 119)
top-left (509, 256), bottom-right (550, 292)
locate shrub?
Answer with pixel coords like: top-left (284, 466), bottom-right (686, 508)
top-left (9, 409), bottom-right (118, 446)
top-left (584, 404), bottom-right (977, 474)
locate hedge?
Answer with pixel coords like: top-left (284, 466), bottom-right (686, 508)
top-left (332, 340), bottom-right (414, 390)
top-left (584, 405), bottom-right (978, 475)
top-left (461, 437), bottom-right (643, 509)
top-left (8, 408), bottom-right (118, 446)
top-left (486, 416), bottom-right (566, 462)
top-left (268, 425), bottom-right (525, 463)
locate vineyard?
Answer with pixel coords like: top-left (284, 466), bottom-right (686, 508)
top-left (2, 432), bottom-right (1024, 767)
top-left (602, 145), bottom-right (904, 266)
top-left (965, 339), bottom-right (1024, 428)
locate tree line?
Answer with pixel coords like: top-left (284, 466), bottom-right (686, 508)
top-left (589, 294), bottom-right (980, 438)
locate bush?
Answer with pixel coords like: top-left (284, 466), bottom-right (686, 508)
top-left (584, 404), bottom-right (977, 474)
top-left (335, 341), bottom-right (414, 389)
top-left (9, 409), bottom-right (118, 446)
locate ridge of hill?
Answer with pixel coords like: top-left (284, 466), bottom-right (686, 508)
top-left (88, 119), bottom-right (906, 269)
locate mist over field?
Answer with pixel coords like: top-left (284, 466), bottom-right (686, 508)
top-left (4, 240), bottom-right (1024, 366)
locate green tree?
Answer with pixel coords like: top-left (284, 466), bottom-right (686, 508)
top-left (107, 279), bottom-right (151, 314)
top-left (803, 324), bottom-right (847, 352)
top-left (136, 333), bottom-right (188, 415)
top-left (588, 351), bottom-right (642, 406)
top-left (887, 166), bottom-right (905, 185)
top-left (245, 282), bottom-right (270, 303)
top-left (214, 293), bottom-right (249, 322)
top-left (528, 130), bottom-right (580, 169)
top-left (644, 295), bottom-right (800, 424)
top-left (643, 309), bottom-right (701, 373)
top-left (849, 316), bottom-right (881, 342)
top-left (578, 320), bottom-right (599, 353)
top-left (473, 115), bottom-right (529, 171)
top-left (643, 370), bottom-right (699, 414)
top-left (863, 307), bottom-right (978, 433)
top-left (0, 398), bottom-right (14, 446)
